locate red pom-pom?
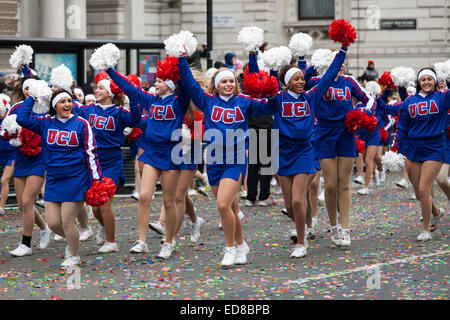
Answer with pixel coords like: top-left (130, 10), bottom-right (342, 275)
top-left (392, 145), bottom-right (399, 153)
top-left (85, 177), bottom-right (116, 207)
top-left (356, 138), bottom-right (365, 153)
top-left (447, 127), bottom-right (450, 139)
top-left (345, 110), bottom-right (364, 133)
top-left (379, 128), bottom-right (389, 142)
top-left (259, 73), bottom-right (279, 98)
top-left (329, 19), bottom-right (357, 47)
top-left (95, 72), bottom-right (109, 84)
top-left (2, 130), bottom-right (19, 141)
top-left (379, 72), bottom-right (396, 88)
top-left (243, 71), bottom-right (262, 98)
top-left (19, 128), bottom-right (41, 156)
top-left (127, 74), bottom-right (142, 89)
top-left (243, 67), bottom-right (279, 98)
top-left (156, 56), bottom-right (180, 82)
top-left (109, 80), bottom-right (123, 96)
top-left (361, 114), bottom-right (378, 132)
top-left (128, 127), bottom-right (142, 142)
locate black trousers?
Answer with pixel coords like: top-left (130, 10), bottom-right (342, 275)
top-left (246, 128), bottom-right (272, 202)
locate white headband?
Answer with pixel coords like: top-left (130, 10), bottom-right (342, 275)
top-left (165, 80), bottom-right (176, 92)
top-left (284, 68), bottom-right (302, 85)
top-left (74, 88), bottom-right (84, 98)
top-left (22, 79), bottom-right (36, 94)
top-left (52, 92), bottom-right (72, 109)
top-left (418, 69), bottom-right (437, 82)
top-left (98, 79), bottom-right (115, 98)
top-left (214, 70), bottom-right (235, 89)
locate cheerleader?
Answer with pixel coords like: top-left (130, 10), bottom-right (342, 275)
top-left (15, 89), bottom-right (103, 266)
top-left (73, 76), bottom-right (141, 253)
top-left (6, 76), bottom-right (51, 257)
top-left (0, 95), bottom-right (15, 215)
top-left (74, 88), bottom-right (85, 104)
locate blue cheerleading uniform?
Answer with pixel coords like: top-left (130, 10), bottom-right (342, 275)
top-left (7, 101), bottom-right (47, 177)
top-left (178, 56), bottom-right (273, 186)
top-left (105, 68), bottom-right (190, 171)
top-left (267, 47), bottom-right (347, 176)
top-left (0, 118), bottom-right (16, 168)
top-left (306, 63), bottom-right (376, 159)
top-left (397, 90), bottom-right (449, 163)
top-left (73, 100), bottom-right (140, 186)
top-left (16, 97), bottom-right (102, 202)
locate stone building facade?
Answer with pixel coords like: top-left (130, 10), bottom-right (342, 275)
top-left (0, 0), bottom-right (449, 78)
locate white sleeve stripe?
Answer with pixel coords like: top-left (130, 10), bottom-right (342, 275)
top-left (80, 118), bottom-right (101, 180)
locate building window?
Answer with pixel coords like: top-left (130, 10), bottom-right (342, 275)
top-left (298, 0), bottom-right (335, 20)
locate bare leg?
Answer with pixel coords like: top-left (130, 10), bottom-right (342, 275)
top-left (320, 158), bottom-right (339, 227)
top-left (0, 163), bottom-right (14, 209)
top-left (174, 170), bottom-right (196, 234)
top-left (61, 201), bottom-right (84, 256)
top-left (160, 170), bottom-right (181, 244)
top-left (337, 157), bottom-right (355, 230)
top-left (137, 164), bottom-right (160, 242)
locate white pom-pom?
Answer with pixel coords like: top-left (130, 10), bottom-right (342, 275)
top-left (89, 43), bottom-right (121, 71)
top-left (28, 80), bottom-right (52, 114)
top-left (365, 81), bottom-right (381, 97)
top-left (50, 64), bottom-right (74, 93)
top-left (262, 46), bottom-right (292, 72)
top-left (382, 151), bottom-right (405, 172)
top-left (205, 68), bottom-right (218, 82)
top-left (123, 127), bottom-right (132, 136)
top-left (434, 59), bottom-right (450, 81)
top-left (0, 94), bottom-right (10, 114)
top-left (237, 25), bottom-right (264, 52)
top-left (311, 49), bottom-right (337, 76)
top-left (391, 67), bottom-right (416, 87)
top-left (407, 86), bottom-right (417, 96)
top-left (148, 87), bottom-right (156, 95)
top-left (9, 138), bottom-right (22, 147)
top-left (2, 114), bottom-right (22, 135)
top-left (289, 32), bottom-right (313, 57)
top-left (9, 45), bottom-right (33, 70)
top-left (257, 59), bottom-right (270, 73)
top-left (164, 30), bottom-right (198, 58)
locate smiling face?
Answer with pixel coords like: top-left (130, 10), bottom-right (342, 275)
top-left (54, 96), bottom-right (73, 119)
top-left (217, 77), bottom-right (235, 96)
top-left (95, 83), bottom-right (112, 105)
top-left (419, 75), bottom-right (436, 94)
top-left (154, 78), bottom-right (172, 96)
top-left (287, 71), bottom-right (305, 94)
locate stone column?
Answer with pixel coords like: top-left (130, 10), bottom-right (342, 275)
top-left (40, 0), bottom-right (66, 38)
top-left (65, 0), bottom-right (86, 39)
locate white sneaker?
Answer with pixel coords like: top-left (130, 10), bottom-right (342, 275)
top-left (220, 247), bottom-right (236, 268)
top-left (129, 240), bottom-right (149, 253)
top-left (240, 190), bottom-right (247, 199)
top-left (396, 179), bottom-right (408, 189)
top-left (357, 187), bottom-right (369, 196)
top-left (35, 199), bottom-right (45, 208)
top-left (131, 191), bottom-right (139, 201)
top-left (235, 242), bottom-right (249, 265)
top-left (39, 227), bottom-right (51, 249)
top-left (379, 169), bottom-right (386, 183)
top-left (10, 244), bottom-right (32, 257)
top-left (97, 241), bottom-right (118, 254)
top-left (340, 229), bottom-right (351, 246)
top-left (289, 229), bottom-right (298, 243)
top-left (61, 255), bottom-right (80, 268)
top-left (218, 219), bottom-right (222, 230)
top-left (158, 242), bottom-right (174, 259)
top-left (281, 208), bottom-right (288, 216)
top-left (96, 228), bottom-right (105, 245)
top-left (87, 206), bottom-right (94, 219)
top-left (238, 210), bottom-right (244, 220)
top-left (190, 217), bottom-right (206, 243)
top-left (188, 189), bottom-right (197, 197)
top-left (331, 226), bottom-right (341, 246)
top-left (64, 246), bottom-right (70, 259)
top-left (79, 227), bottom-right (93, 242)
top-left (258, 197), bottom-right (276, 206)
top-left (0, 207), bottom-right (5, 215)
top-left (416, 230), bottom-right (432, 242)
top-left (354, 176), bottom-right (364, 185)
top-left (290, 244), bottom-right (307, 258)
top-left (245, 200), bottom-right (256, 207)
top-left (306, 227), bottom-right (316, 240)
top-left (318, 190), bottom-right (325, 202)
top-left (149, 221), bottom-right (166, 235)
top-left (374, 170), bottom-right (380, 186)
top-left (410, 193), bottom-right (417, 200)
top-left (274, 186), bottom-right (282, 195)
top-left (430, 210), bottom-right (444, 232)
top-left (54, 234), bottom-right (65, 242)
top-left (271, 177), bottom-right (277, 186)
top-left (182, 215), bottom-right (190, 229)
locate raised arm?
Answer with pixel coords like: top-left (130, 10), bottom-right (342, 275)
top-left (178, 56), bottom-right (209, 112)
top-left (248, 52), bottom-right (259, 74)
top-left (398, 86), bottom-right (409, 102)
top-left (15, 97), bottom-right (45, 135)
top-left (376, 97), bottom-right (402, 116)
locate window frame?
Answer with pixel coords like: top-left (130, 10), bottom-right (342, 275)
top-left (298, 0), bottom-right (335, 20)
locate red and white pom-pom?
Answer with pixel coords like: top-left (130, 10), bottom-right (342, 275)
top-left (0, 94), bottom-right (10, 115)
top-left (379, 128), bottom-right (389, 142)
top-left (391, 67), bottom-right (416, 87)
top-left (28, 80), bottom-right (52, 114)
top-left (382, 151), bottom-right (405, 172)
top-left (345, 110), bottom-right (364, 133)
top-left (89, 43), bottom-right (121, 71)
top-left (243, 69), bottom-right (262, 98)
top-left (85, 177), bottom-right (116, 207)
top-left (237, 25), bottom-right (265, 52)
top-left (2, 114), bottom-right (22, 135)
top-left (262, 46), bottom-right (292, 72)
top-left (19, 128), bottom-right (41, 156)
top-left (9, 44), bottom-right (33, 70)
top-left (127, 74), bottom-right (142, 89)
top-left (156, 56), bottom-right (180, 82)
top-left (361, 113), bottom-right (378, 132)
top-left (434, 59), bottom-right (450, 82)
top-left (356, 138), bottom-right (365, 153)
top-left (95, 72), bottom-right (109, 84)
top-left (164, 30), bottom-right (198, 58)
top-left (329, 19), bottom-right (357, 47)
top-left (50, 64), bottom-right (74, 93)
top-left (379, 72), bottom-right (395, 88)
top-left (127, 127), bottom-right (142, 142)
top-left (311, 49), bottom-right (337, 76)
top-left (259, 72), bottom-right (279, 98)
top-left (365, 81), bottom-right (381, 98)
top-left (9, 138), bottom-right (22, 147)
top-left (289, 32), bottom-right (313, 57)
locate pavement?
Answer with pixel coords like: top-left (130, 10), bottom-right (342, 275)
top-left (0, 172), bottom-right (448, 300)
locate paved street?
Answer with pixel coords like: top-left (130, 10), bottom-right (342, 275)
top-left (0, 172), bottom-right (448, 300)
